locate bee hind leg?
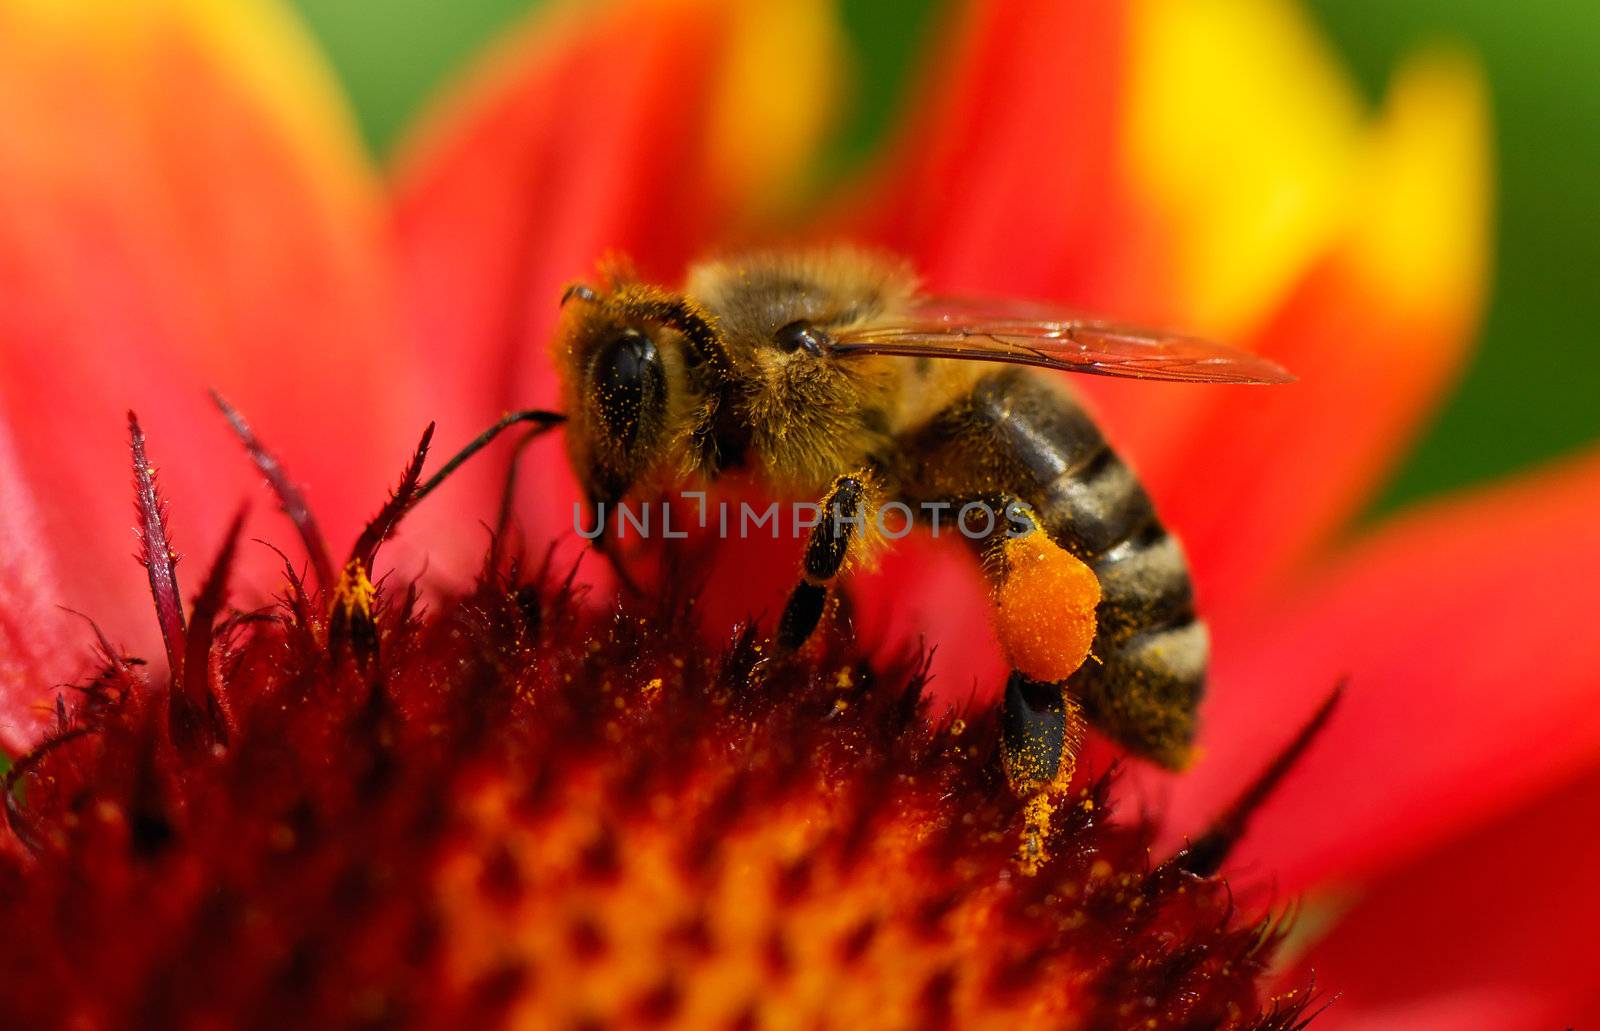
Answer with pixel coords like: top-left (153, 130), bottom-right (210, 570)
top-left (1002, 673), bottom-right (1086, 875)
top-left (776, 472), bottom-right (876, 652)
top-left (986, 500), bottom-right (1100, 874)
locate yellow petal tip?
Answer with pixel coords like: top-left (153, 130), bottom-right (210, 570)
top-left (1347, 46), bottom-right (1493, 327)
top-left (702, 0), bottom-right (848, 220)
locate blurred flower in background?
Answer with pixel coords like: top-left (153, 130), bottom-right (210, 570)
top-left (0, 0), bottom-right (1597, 1027)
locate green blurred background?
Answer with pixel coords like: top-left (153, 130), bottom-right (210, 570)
top-left (288, 0), bottom-right (1600, 513)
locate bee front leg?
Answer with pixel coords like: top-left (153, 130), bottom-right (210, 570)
top-left (776, 473), bottom-right (876, 652)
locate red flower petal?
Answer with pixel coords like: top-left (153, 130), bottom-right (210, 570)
top-left (851, 533), bottom-right (1009, 707)
top-left (0, 2), bottom-right (415, 658)
top-left (1130, 251), bottom-right (1471, 611)
top-left (394, 3), bottom-right (726, 418)
top-left (858, 0), bottom-right (1162, 314)
top-left (1295, 765), bottom-right (1600, 1029)
top-left (392, 0), bottom-right (846, 578)
top-left (1156, 447), bottom-right (1600, 891)
top-left (0, 417), bottom-right (73, 752)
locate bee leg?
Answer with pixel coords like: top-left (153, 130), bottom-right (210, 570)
top-left (776, 473), bottom-right (873, 652)
top-left (986, 500), bottom-right (1100, 874)
top-left (1002, 673), bottom-right (1086, 876)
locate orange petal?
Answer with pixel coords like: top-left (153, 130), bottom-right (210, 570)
top-left (392, 0), bottom-right (846, 576)
top-left (1294, 765), bottom-right (1600, 1029)
top-left (0, 0), bottom-right (415, 658)
top-left (1154, 446), bottom-right (1600, 891)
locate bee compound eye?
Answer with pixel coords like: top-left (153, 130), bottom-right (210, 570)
top-left (593, 329), bottom-right (664, 448)
top-left (775, 321), bottom-right (831, 357)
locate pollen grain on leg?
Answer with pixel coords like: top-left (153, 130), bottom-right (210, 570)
top-left (993, 527), bottom-right (1100, 684)
top-left (1017, 791), bottom-right (1057, 876)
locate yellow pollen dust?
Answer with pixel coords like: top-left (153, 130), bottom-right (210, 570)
top-left (1017, 792), bottom-right (1056, 877)
top-left (332, 559), bottom-right (376, 621)
top-left (993, 533), bottom-right (1101, 683)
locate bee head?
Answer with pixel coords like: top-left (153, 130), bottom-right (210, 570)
top-left (553, 275), bottom-right (725, 513)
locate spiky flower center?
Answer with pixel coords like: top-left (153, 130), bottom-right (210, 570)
top-left (0, 416), bottom-right (1313, 1029)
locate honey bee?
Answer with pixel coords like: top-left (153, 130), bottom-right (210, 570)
top-left (467, 248), bottom-right (1289, 859)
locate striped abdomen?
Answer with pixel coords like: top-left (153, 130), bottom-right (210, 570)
top-left (902, 369), bottom-right (1204, 768)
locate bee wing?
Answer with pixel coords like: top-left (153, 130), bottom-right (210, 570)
top-left (827, 296), bottom-right (1294, 384)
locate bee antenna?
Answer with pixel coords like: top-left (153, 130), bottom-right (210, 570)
top-left (561, 283), bottom-right (598, 307)
top-left (1175, 681), bottom-right (1345, 877)
top-left (409, 409), bottom-right (567, 510)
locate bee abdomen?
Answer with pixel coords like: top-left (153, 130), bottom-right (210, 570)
top-left (1037, 451), bottom-right (1155, 558)
top-left (1090, 532), bottom-right (1196, 640)
top-left (1071, 617), bottom-right (1206, 768)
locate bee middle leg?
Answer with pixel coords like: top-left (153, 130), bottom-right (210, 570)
top-left (776, 472), bottom-right (876, 652)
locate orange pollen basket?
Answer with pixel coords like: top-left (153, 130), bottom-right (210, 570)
top-left (994, 531), bottom-right (1102, 683)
